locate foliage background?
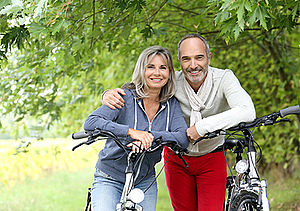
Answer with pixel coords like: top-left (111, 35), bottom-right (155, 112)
top-left (0, 0), bottom-right (299, 173)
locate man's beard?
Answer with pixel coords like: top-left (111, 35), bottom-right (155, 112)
top-left (185, 66), bottom-right (208, 83)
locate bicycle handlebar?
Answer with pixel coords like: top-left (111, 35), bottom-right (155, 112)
top-left (72, 129), bottom-right (188, 154)
top-left (193, 105), bottom-right (300, 144)
top-left (72, 131), bottom-right (91, 139)
top-left (72, 129), bottom-right (189, 168)
top-left (279, 105), bottom-right (300, 117)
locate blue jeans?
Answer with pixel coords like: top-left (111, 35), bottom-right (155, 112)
top-left (91, 169), bottom-right (158, 211)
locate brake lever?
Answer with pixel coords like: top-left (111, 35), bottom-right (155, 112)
top-left (72, 137), bottom-right (97, 151)
top-left (263, 118), bottom-right (291, 126)
top-left (274, 118), bottom-right (291, 124)
top-left (175, 151), bottom-right (189, 168)
top-left (165, 142), bottom-right (189, 168)
top-left (193, 130), bottom-right (223, 145)
top-left (72, 142), bottom-right (86, 151)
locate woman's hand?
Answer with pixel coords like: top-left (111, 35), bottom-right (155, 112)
top-left (127, 141), bottom-right (142, 153)
top-left (127, 128), bottom-right (154, 152)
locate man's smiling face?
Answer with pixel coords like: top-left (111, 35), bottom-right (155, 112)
top-left (179, 37), bottom-right (211, 90)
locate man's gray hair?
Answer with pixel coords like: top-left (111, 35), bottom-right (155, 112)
top-left (177, 34), bottom-right (210, 60)
top-left (129, 45), bottom-right (176, 102)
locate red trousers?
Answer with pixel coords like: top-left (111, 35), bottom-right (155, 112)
top-left (164, 147), bottom-right (227, 211)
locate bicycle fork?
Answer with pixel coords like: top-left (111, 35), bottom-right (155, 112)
top-left (116, 152), bottom-right (143, 211)
top-left (257, 180), bottom-right (270, 211)
top-left (247, 141), bottom-right (270, 211)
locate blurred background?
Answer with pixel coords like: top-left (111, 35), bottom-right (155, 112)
top-left (0, 0), bottom-right (299, 210)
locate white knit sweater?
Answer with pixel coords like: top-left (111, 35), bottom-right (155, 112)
top-left (175, 66), bottom-right (256, 156)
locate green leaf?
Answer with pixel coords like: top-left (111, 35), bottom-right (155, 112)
top-left (0, 0), bottom-right (11, 9)
top-left (131, 0), bottom-right (146, 13)
top-left (291, 3), bottom-right (299, 20)
top-left (51, 20), bottom-right (66, 35)
top-left (244, 1), bottom-right (252, 12)
top-left (33, 0), bottom-right (48, 19)
top-left (237, 17), bottom-right (245, 31)
top-left (233, 24), bottom-right (240, 40)
top-left (256, 6), bottom-right (269, 30)
top-left (153, 27), bottom-right (167, 37)
top-left (220, 0), bottom-right (233, 11)
top-left (120, 25), bottom-right (132, 40)
top-left (140, 24), bottom-right (153, 39)
top-left (1, 25), bottom-right (30, 52)
top-left (0, 0), bottom-right (23, 15)
top-left (248, 8), bottom-right (257, 26)
top-left (264, 0), bottom-right (269, 6)
top-left (237, 5), bottom-right (245, 30)
top-left (215, 10), bottom-right (230, 24)
top-left (28, 23), bottom-right (48, 35)
top-left (0, 50), bottom-right (7, 60)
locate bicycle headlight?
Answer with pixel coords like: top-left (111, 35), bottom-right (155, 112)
top-left (235, 160), bottom-right (249, 174)
top-left (127, 188), bottom-right (145, 204)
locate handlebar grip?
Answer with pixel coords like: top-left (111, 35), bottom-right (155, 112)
top-left (72, 131), bottom-right (90, 139)
top-left (279, 105), bottom-right (300, 117)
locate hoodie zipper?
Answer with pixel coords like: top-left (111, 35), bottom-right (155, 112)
top-left (137, 101), bottom-right (166, 131)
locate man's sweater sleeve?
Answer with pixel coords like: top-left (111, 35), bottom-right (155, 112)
top-left (195, 70), bottom-right (256, 136)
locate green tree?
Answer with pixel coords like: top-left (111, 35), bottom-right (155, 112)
top-left (0, 0), bottom-right (299, 172)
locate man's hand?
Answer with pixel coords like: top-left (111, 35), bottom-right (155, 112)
top-left (102, 88), bottom-right (126, 109)
top-left (186, 125), bottom-right (201, 143)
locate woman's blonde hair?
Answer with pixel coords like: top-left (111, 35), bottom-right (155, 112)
top-left (123, 46), bottom-right (176, 102)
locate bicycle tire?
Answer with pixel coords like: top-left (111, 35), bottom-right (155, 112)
top-left (229, 191), bottom-right (259, 211)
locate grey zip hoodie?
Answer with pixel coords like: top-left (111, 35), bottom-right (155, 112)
top-left (84, 88), bottom-right (189, 184)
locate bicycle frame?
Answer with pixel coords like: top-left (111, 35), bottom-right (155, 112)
top-left (117, 151), bottom-right (143, 211)
top-left (225, 129), bottom-right (269, 211)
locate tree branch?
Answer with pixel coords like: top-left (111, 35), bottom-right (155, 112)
top-left (154, 19), bottom-right (197, 33)
top-left (146, 0), bottom-right (169, 23)
top-left (168, 3), bottom-right (202, 16)
top-left (90, 0), bottom-right (96, 48)
top-left (55, 9), bottom-right (106, 48)
top-left (47, 0), bottom-right (73, 26)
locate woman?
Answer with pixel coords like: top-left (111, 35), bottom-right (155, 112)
top-left (84, 46), bottom-right (189, 211)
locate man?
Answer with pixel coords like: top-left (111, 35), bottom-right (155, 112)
top-left (102, 34), bottom-right (256, 211)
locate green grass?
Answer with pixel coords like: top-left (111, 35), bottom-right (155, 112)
top-left (156, 165), bottom-right (172, 211)
top-left (0, 163), bottom-right (299, 211)
top-left (268, 176), bottom-right (300, 210)
top-left (0, 168), bottom-right (94, 211)
top-left (0, 167), bottom-right (172, 211)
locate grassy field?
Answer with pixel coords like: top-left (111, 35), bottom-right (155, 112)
top-left (0, 167), bottom-right (172, 211)
top-left (1, 165), bottom-right (299, 211)
top-left (0, 138), bottom-right (173, 210)
top-left (0, 169), bottom-right (94, 211)
top-left (0, 139), bottom-right (299, 210)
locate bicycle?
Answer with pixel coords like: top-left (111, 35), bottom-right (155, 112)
top-left (193, 105), bottom-right (300, 211)
top-left (72, 129), bottom-right (188, 211)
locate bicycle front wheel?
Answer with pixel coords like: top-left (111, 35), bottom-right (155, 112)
top-left (229, 191), bottom-right (259, 211)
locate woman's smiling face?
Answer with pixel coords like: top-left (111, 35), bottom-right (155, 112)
top-left (144, 54), bottom-right (170, 91)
